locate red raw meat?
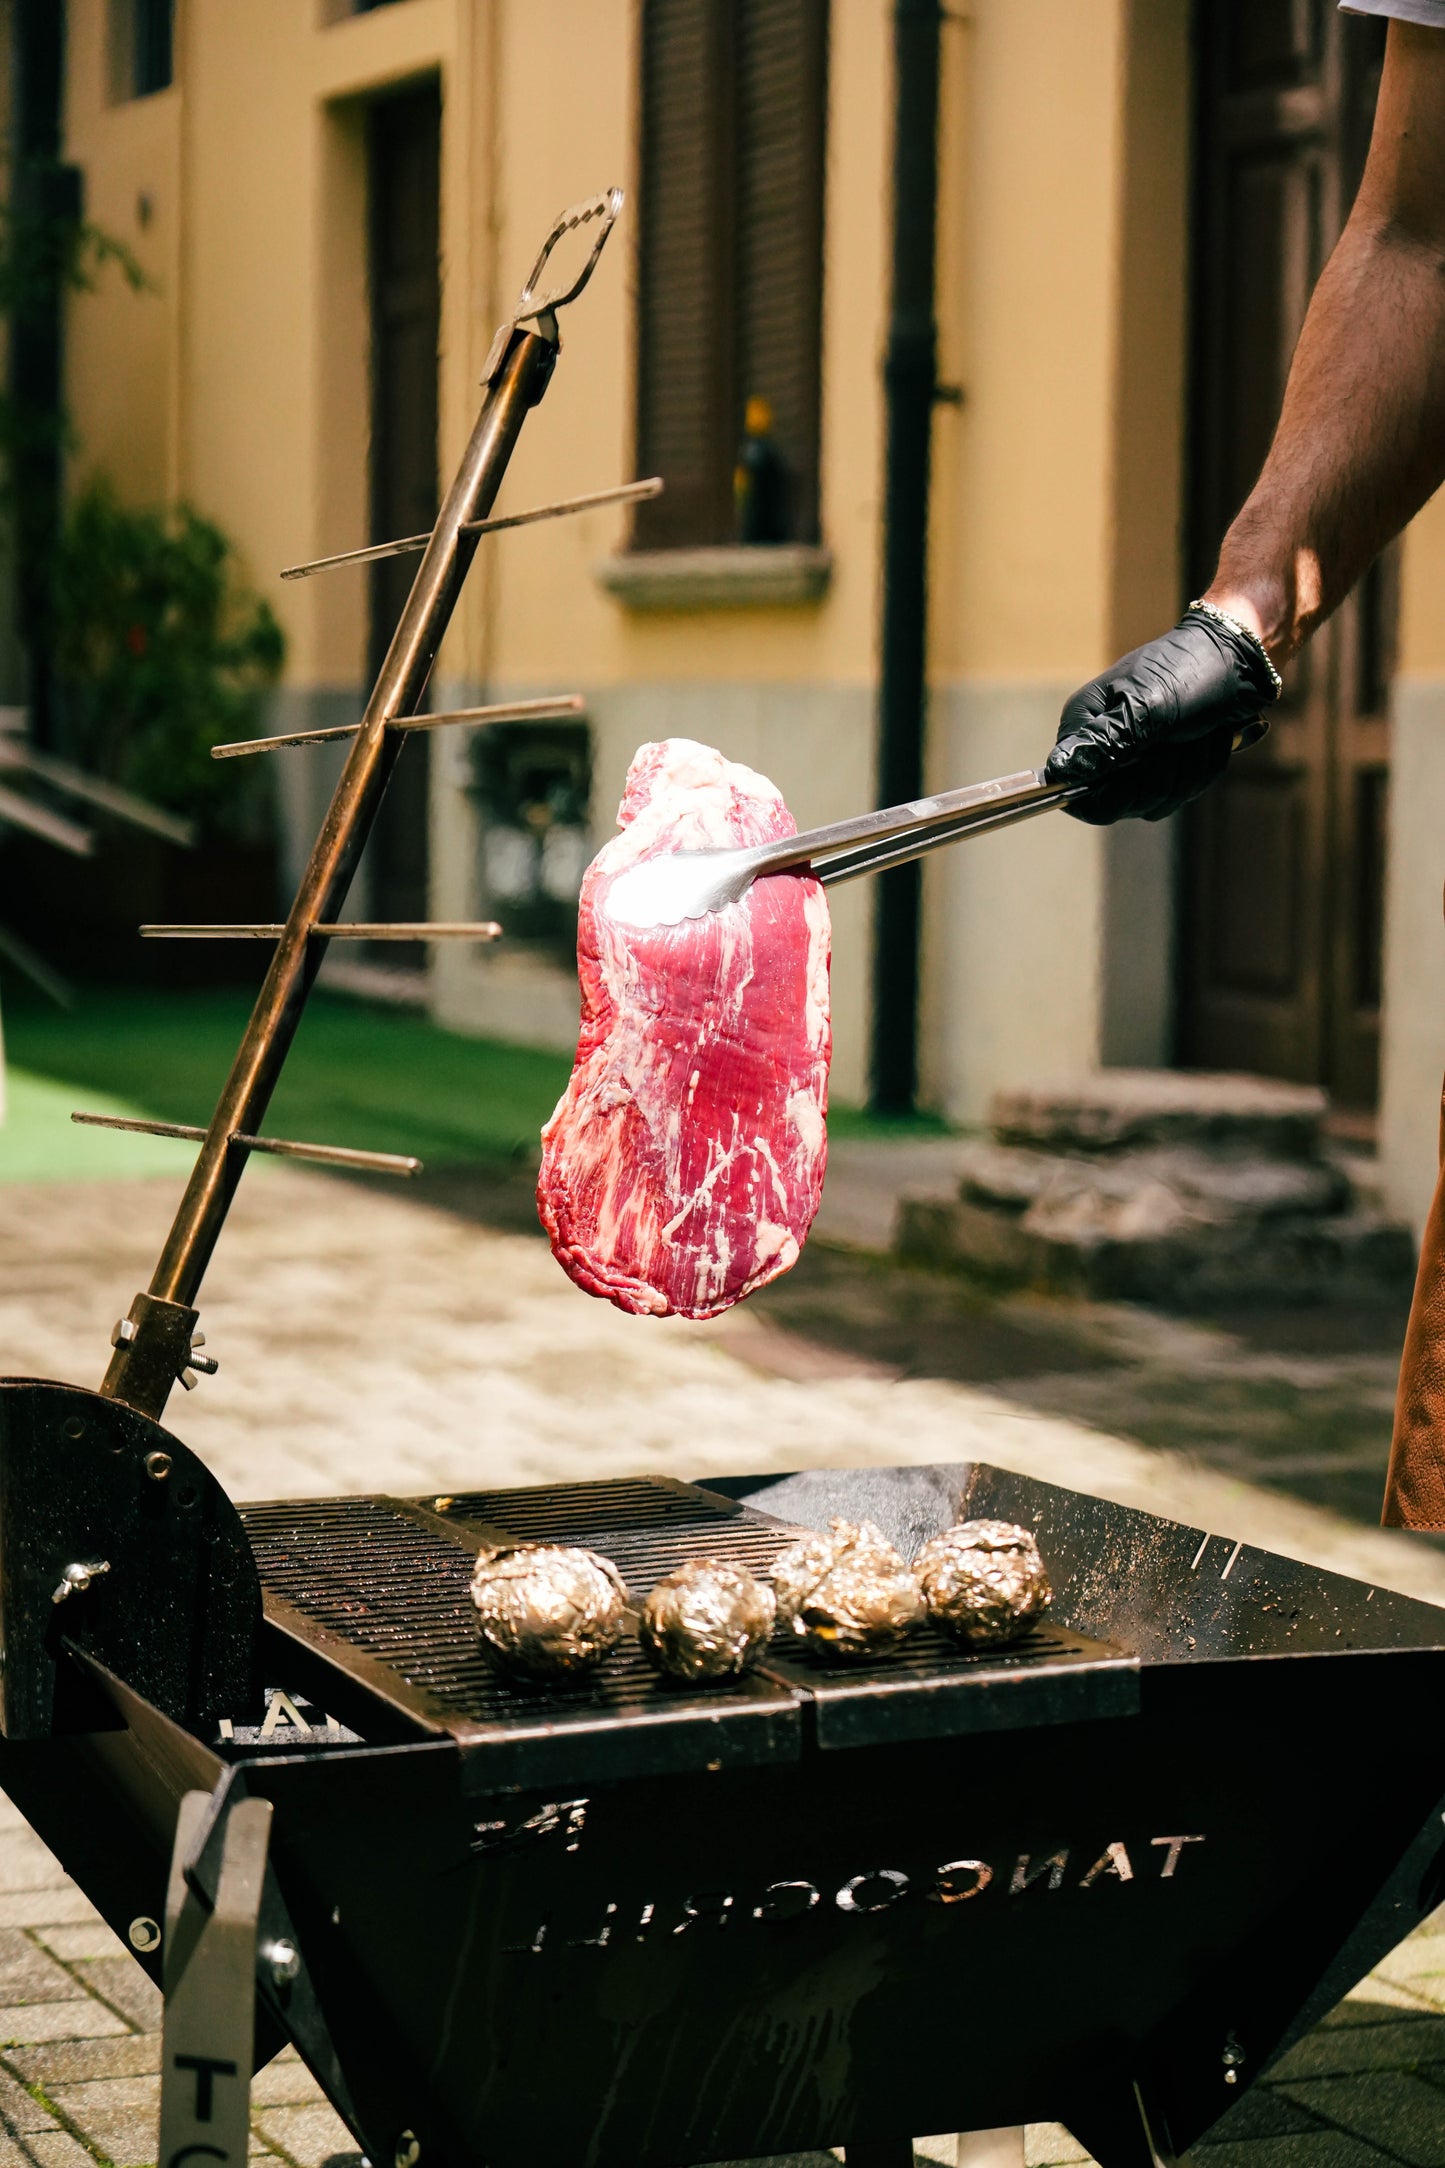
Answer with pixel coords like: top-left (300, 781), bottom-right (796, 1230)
top-left (538, 738), bottom-right (831, 1318)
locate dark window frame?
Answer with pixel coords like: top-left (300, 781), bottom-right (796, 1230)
top-left (633, 0), bottom-right (828, 553)
top-left (109, 0), bottom-right (175, 102)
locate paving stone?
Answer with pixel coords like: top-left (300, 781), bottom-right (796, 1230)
top-left (48, 2072), bottom-right (159, 2165)
top-left (1205, 2088), bottom-right (1322, 2141)
top-left (0, 2003), bottom-right (127, 2046)
top-left (4, 2036), bottom-right (159, 2085)
top-left (0, 1899), bottom-right (99, 1935)
top-left (915, 2136), bottom-right (960, 2165)
top-left (0, 2142), bottom-right (69, 2168)
top-left (1377, 1936), bottom-right (1445, 1984)
top-left (32, 1926), bottom-right (127, 1966)
top-left (0, 1845), bottom-right (69, 1899)
top-left (1343, 1976), bottom-right (1438, 2015)
top-left (1193, 2136), bottom-right (1396, 2165)
top-left (1325, 1995), bottom-right (1423, 2029)
top-left (250, 2058), bottom-right (327, 2110)
top-left (0, 2067), bottom-right (57, 2132)
top-left (27, 2135), bottom-right (100, 2168)
top-left (1024, 2128), bottom-right (1090, 2166)
top-left (1270, 2014), bottom-right (1445, 2080)
top-left (253, 2101), bottom-right (364, 2168)
top-left (0, 1947), bottom-right (82, 2011)
top-left (69, 1957), bottom-right (160, 2031)
top-left (1277, 2072), bottom-right (1445, 2165)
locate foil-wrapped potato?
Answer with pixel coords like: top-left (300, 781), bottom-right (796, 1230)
top-left (469, 1542), bottom-right (628, 1683)
top-left (914, 1519), bottom-right (1051, 1647)
top-left (638, 1559), bottom-right (776, 1683)
top-left (770, 1517), bottom-right (923, 1664)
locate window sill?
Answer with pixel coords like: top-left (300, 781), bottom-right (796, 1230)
top-left (595, 545), bottom-right (832, 612)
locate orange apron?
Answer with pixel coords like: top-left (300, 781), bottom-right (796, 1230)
top-left (1384, 1086), bottom-right (1445, 1528)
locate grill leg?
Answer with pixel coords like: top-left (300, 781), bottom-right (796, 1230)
top-left (158, 1787), bottom-right (273, 2168)
top-left (957, 2131), bottom-right (1025, 2168)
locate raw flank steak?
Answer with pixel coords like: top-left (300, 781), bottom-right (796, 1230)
top-left (538, 737), bottom-right (832, 1318)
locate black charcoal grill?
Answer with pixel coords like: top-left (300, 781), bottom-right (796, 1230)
top-left (1, 191), bottom-right (1444, 2168)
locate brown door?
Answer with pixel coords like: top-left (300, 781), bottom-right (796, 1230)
top-left (1182, 2), bottom-right (1391, 1112)
top-left (365, 81), bottom-right (441, 951)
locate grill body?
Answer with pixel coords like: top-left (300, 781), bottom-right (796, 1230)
top-left (2, 1460), bottom-right (1443, 2168)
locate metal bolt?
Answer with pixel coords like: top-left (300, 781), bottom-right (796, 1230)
top-left (144, 1451), bottom-right (172, 1482)
top-left (394, 2134), bottom-right (420, 2168)
top-left (128, 1916), bottom-right (161, 1954)
top-left (61, 1416), bottom-right (85, 1441)
top-left (1222, 2035), bottom-right (1246, 2086)
top-left (262, 1936), bottom-right (301, 1988)
top-left (51, 1561), bottom-right (110, 1606)
top-left (110, 1319), bottom-right (137, 1349)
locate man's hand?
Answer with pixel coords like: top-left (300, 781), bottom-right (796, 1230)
top-left (1043, 608), bottom-right (1281, 825)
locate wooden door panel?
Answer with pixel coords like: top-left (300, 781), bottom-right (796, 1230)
top-left (1183, 8), bottom-right (1390, 1110)
top-left (1205, 772), bottom-right (1303, 1000)
top-left (1220, 150), bottom-right (1317, 516)
top-left (1226, 0), bottom-right (1323, 92)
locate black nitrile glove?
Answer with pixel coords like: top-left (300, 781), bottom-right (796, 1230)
top-left (1044, 605), bottom-right (1281, 825)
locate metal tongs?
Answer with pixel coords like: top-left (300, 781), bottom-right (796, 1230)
top-left (606, 767), bottom-right (1077, 928)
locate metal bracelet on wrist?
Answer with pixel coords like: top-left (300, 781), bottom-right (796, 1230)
top-left (1186, 598), bottom-right (1284, 699)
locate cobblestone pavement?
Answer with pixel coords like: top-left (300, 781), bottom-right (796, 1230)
top-left (0, 1170), bottom-right (1441, 1601)
top-left (0, 1169), bottom-right (1443, 2163)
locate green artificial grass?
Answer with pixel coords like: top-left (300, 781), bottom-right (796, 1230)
top-left (2, 982), bottom-right (574, 1180)
top-left (827, 1103), bottom-right (952, 1140)
top-left (0, 978), bottom-right (952, 1186)
top-left (0, 1068), bottom-right (210, 1183)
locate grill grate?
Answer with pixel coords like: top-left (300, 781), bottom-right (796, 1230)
top-left (241, 1479), bottom-right (1138, 1778)
top-left (435, 1476), bottom-right (743, 1545)
top-left (243, 1494), bottom-right (784, 1728)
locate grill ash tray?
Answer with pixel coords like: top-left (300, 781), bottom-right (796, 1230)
top-left (241, 1476), bottom-right (1137, 1789)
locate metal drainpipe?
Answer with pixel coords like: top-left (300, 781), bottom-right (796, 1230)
top-left (869, 0), bottom-right (943, 1116)
top-left (8, 0), bottom-right (76, 745)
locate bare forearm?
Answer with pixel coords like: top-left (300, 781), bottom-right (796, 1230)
top-left (1208, 216), bottom-right (1445, 662)
top-left (1207, 22), bottom-right (1445, 665)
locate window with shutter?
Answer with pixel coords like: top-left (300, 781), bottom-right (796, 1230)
top-left (634, 0), bottom-right (827, 552)
top-left (107, 0), bottom-right (174, 100)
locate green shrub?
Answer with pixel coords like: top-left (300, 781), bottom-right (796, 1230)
top-left (49, 481), bottom-right (285, 836)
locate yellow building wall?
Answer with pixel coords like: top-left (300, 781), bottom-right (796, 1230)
top-left (1379, 441), bottom-right (1445, 1231)
top-left (59, 0), bottom-right (1196, 1125)
top-left (64, 0), bottom-right (181, 510)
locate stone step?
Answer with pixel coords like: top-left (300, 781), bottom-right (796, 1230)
top-left (992, 1068), bottom-right (1327, 1160)
top-left (895, 1068), bottom-right (1414, 1310)
top-left (954, 1139), bottom-right (1350, 1226)
top-left (899, 1187), bottom-right (1415, 1308)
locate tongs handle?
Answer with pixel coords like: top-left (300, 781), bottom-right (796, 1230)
top-left (815, 778), bottom-right (1074, 887)
top-left (741, 768), bottom-right (1073, 887)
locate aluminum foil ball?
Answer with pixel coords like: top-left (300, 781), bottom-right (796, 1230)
top-left (914, 1519), bottom-right (1051, 1648)
top-left (469, 1543), bottom-right (628, 1683)
top-left (770, 1517), bottom-right (924, 1664)
top-left (638, 1559), bottom-right (776, 1683)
